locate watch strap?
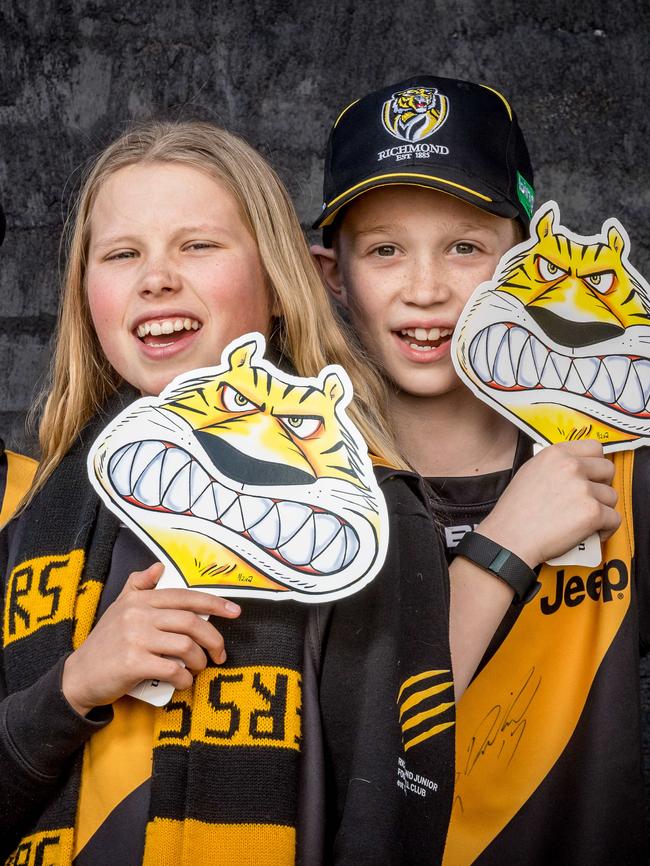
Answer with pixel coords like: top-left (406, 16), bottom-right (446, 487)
top-left (454, 531), bottom-right (540, 603)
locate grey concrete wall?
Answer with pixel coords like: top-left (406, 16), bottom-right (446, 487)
top-left (2, 0), bottom-right (650, 821)
top-left (2, 0), bottom-right (649, 453)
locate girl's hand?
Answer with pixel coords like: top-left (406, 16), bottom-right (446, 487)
top-left (477, 440), bottom-right (621, 568)
top-left (61, 563), bottom-right (241, 716)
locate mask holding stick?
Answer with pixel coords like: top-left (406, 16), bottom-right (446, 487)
top-left (88, 332), bottom-right (389, 704)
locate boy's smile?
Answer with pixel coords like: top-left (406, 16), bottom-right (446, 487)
top-left (314, 186), bottom-right (519, 399)
top-left (87, 162), bottom-right (273, 397)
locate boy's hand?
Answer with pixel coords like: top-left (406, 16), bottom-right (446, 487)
top-left (477, 440), bottom-right (620, 569)
top-left (62, 562), bottom-right (241, 716)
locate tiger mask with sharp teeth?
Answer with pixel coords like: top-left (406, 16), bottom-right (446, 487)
top-left (453, 201), bottom-right (650, 451)
top-left (88, 333), bottom-right (388, 602)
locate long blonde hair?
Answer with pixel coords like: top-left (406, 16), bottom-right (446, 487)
top-left (30, 120), bottom-right (405, 498)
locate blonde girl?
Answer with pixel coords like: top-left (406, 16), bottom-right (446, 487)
top-left (0, 120), bottom-right (426, 866)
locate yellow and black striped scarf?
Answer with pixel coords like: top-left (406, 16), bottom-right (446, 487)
top-left (2, 396), bottom-right (305, 865)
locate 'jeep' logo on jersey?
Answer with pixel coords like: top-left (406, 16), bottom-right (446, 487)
top-left (540, 559), bottom-right (628, 615)
top-left (381, 86), bottom-right (449, 143)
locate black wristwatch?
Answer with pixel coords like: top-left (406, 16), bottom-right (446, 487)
top-left (453, 531), bottom-right (540, 603)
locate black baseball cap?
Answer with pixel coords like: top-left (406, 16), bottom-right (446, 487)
top-left (314, 75), bottom-right (535, 242)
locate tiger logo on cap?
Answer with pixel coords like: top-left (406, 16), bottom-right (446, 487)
top-left (382, 86), bottom-right (449, 143)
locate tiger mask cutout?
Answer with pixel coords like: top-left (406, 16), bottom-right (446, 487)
top-left (382, 86), bottom-right (449, 142)
top-left (89, 333), bottom-right (388, 602)
top-left (453, 201), bottom-right (650, 451)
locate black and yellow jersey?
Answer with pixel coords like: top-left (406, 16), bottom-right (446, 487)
top-left (0, 442), bottom-right (37, 528)
top-left (428, 433), bottom-right (649, 865)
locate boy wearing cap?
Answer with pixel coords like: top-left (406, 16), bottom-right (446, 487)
top-left (313, 76), bottom-right (648, 864)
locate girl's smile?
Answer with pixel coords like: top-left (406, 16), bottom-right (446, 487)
top-left (87, 162), bottom-right (273, 396)
top-left (135, 315), bottom-right (202, 343)
top-left (132, 312), bottom-right (203, 360)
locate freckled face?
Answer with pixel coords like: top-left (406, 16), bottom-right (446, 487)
top-left (336, 186), bottom-right (519, 398)
top-left (86, 162), bottom-right (273, 396)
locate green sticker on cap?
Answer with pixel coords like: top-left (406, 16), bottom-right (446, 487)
top-left (517, 172), bottom-right (535, 218)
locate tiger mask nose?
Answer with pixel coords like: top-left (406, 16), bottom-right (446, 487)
top-left (195, 430), bottom-right (315, 487)
top-left (526, 306), bottom-right (625, 348)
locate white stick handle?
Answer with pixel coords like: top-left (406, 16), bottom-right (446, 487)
top-left (545, 532), bottom-right (602, 567)
top-left (128, 669), bottom-right (177, 706)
